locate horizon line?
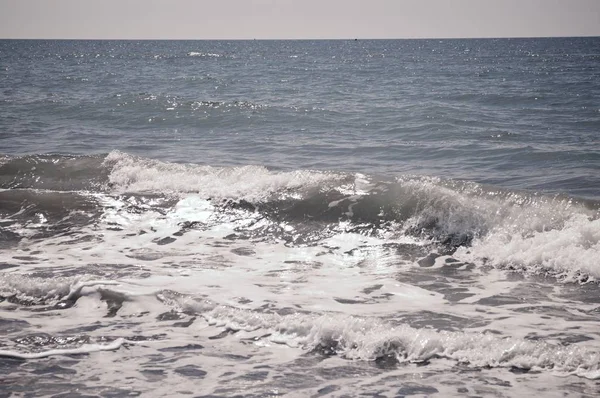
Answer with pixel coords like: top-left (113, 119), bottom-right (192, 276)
top-left (1, 34), bottom-right (600, 41)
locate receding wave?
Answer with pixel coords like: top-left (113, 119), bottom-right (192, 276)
top-left (163, 294), bottom-right (600, 379)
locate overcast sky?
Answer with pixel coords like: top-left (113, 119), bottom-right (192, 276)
top-left (1, 0), bottom-right (599, 39)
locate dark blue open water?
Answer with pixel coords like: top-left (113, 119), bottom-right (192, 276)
top-left (0, 39), bottom-right (600, 397)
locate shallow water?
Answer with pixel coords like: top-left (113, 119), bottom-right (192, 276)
top-left (1, 39), bottom-right (600, 397)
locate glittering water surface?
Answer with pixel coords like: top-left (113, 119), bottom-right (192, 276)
top-left (1, 39), bottom-right (600, 397)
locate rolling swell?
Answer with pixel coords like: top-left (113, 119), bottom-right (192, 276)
top-left (0, 153), bottom-right (108, 191)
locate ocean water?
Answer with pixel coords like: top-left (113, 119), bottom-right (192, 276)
top-left (0, 38), bottom-right (600, 397)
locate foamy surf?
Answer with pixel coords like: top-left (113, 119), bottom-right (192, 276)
top-left (99, 151), bottom-right (600, 279)
top-left (1, 150), bottom-right (598, 278)
top-left (2, 150), bottom-right (600, 397)
top-left (171, 301), bottom-right (600, 379)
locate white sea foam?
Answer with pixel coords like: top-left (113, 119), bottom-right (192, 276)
top-left (103, 150), bottom-right (345, 201)
top-left (399, 177), bottom-right (600, 278)
top-left (400, 177), bottom-right (592, 238)
top-left (0, 338), bottom-right (125, 359)
top-left (0, 273), bottom-right (120, 303)
top-left (0, 274), bottom-right (78, 301)
top-left (173, 302), bottom-right (600, 379)
top-left (188, 52), bottom-right (222, 57)
top-left (458, 215), bottom-right (600, 280)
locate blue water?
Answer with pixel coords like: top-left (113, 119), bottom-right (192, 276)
top-left (2, 38), bottom-right (599, 198)
top-left (1, 39), bottom-right (600, 397)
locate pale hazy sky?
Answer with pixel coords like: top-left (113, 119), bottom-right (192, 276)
top-left (1, 0), bottom-right (599, 39)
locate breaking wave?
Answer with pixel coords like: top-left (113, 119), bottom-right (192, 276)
top-left (1, 151), bottom-right (599, 280)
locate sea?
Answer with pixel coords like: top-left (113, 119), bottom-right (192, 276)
top-left (0, 38), bottom-right (599, 397)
